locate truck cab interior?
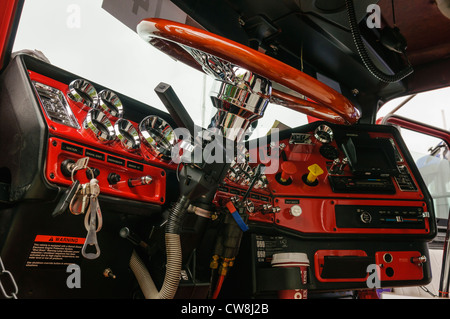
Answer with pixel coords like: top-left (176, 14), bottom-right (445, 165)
top-left (1, 0), bottom-right (450, 302)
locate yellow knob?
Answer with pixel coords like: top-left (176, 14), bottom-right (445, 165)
top-left (307, 164), bottom-right (324, 184)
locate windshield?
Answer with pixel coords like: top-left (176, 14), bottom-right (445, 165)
top-left (12, 0), bottom-right (308, 139)
top-left (377, 87), bottom-right (450, 219)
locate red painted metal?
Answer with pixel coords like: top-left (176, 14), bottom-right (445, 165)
top-left (29, 70), bottom-right (177, 171)
top-left (382, 114), bottom-right (450, 147)
top-left (138, 18), bottom-right (360, 125)
top-left (314, 250), bottom-right (424, 283)
top-left (375, 251), bottom-right (424, 281)
top-left (273, 198), bottom-right (429, 235)
top-left (46, 137), bottom-right (166, 204)
top-left (0, 0), bottom-right (22, 70)
top-left (216, 130), bottom-right (429, 236)
top-left (28, 70), bottom-right (174, 204)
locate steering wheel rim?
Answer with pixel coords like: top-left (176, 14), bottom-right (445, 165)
top-left (137, 18), bottom-right (360, 125)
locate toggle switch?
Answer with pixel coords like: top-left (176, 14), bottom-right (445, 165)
top-left (128, 175), bottom-right (153, 187)
top-left (329, 158), bottom-right (340, 174)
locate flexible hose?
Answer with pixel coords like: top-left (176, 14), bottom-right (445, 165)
top-left (345, 0), bottom-right (413, 83)
top-left (129, 249), bottom-right (159, 298)
top-left (130, 195), bottom-right (190, 299)
top-left (129, 233), bottom-right (183, 299)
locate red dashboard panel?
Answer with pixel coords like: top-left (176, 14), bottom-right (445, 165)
top-left (45, 137), bottom-right (166, 204)
top-left (28, 70), bottom-right (175, 204)
top-left (216, 123), bottom-right (433, 238)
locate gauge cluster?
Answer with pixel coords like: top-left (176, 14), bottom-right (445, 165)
top-left (29, 70), bottom-right (176, 204)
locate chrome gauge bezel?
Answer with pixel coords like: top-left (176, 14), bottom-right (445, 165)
top-left (67, 79), bottom-right (98, 109)
top-left (314, 124), bottom-right (334, 144)
top-left (96, 90), bottom-right (124, 118)
top-left (83, 109), bottom-right (116, 144)
top-left (114, 118), bottom-right (140, 152)
top-left (139, 115), bottom-right (176, 160)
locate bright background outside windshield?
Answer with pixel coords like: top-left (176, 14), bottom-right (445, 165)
top-left (12, 0), bottom-right (308, 139)
top-left (12, 1), bottom-right (450, 147)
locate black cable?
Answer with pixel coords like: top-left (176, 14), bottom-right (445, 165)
top-left (345, 0), bottom-right (413, 83)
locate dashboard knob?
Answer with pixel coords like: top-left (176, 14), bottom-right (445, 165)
top-left (304, 163), bottom-right (324, 186)
top-left (280, 161), bottom-right (297, 182)
top-left (107, 173), bottom-right (121, 185)
top-left (360, 211), bottom-right (372, 224)
top-left (289, 205), bottom-right (302, 217)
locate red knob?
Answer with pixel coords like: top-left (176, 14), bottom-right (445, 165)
top-left (280, 161), bottom-right (297, 182)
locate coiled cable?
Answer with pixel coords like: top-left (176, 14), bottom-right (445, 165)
top-left (345, 0), bottom-right (413, 83)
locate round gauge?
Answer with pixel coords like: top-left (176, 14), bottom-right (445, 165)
top-left (83, 109), bottom-right (115, 143)
top-left (67, 79), bottom-right (98, 109)
top-left (96, 90), bottom-right (124, 118)
top-left (139, 115), bottom-right (176, 160)
top-left (114, 119), bottom-right (140, 152)
top-left (314, 124), bottom-right (334, 143)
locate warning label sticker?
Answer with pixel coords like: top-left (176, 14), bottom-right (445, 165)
top-left (26, 235), bottom-right (85, 269)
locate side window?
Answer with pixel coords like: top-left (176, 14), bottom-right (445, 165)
top-left (398, 127), bottom-right (450, 220)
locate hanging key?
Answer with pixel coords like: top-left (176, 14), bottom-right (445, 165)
top-left (81, 178), bottom-right (102, 260)
top-left (69, 183), bottom-right (89, 215)
top-left (52, 180), bottom-right (81, 217)
top-left (52, 157), bottom-right (90, 217)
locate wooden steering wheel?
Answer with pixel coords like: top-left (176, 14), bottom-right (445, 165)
top-left (137, 18), bottom-right (360, 125)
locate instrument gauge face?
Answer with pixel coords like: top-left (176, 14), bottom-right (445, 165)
top-left (114, 119), bottom-right (140, 152)
top-left (314, 124), bottom-right (334, 143)
top-left (83, 109), bottom-right (116, 143)
top-left (97, 90), bottom-right (124, 118)
top-left (67, 79), bottom-right (98, 109)
top-left (139, 115), bottom-right (176, 160)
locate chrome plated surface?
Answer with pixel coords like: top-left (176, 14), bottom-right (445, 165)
top-left (97, 90), bottom-right (124, 118)
top-left (33, 81), bottom-right (80, 129)
top-left (184, 47), bottom-right (272, 142)
top-left (83, 109), bottom-right (115, 143)
top-left (67, 79), bottom-right (98, 109)
top-left (314, 124), bottom-right (334, 143)
top-left (114, 118), bottom-right (140, 152)
top-left (139, 115), bottom-right (176, 160)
